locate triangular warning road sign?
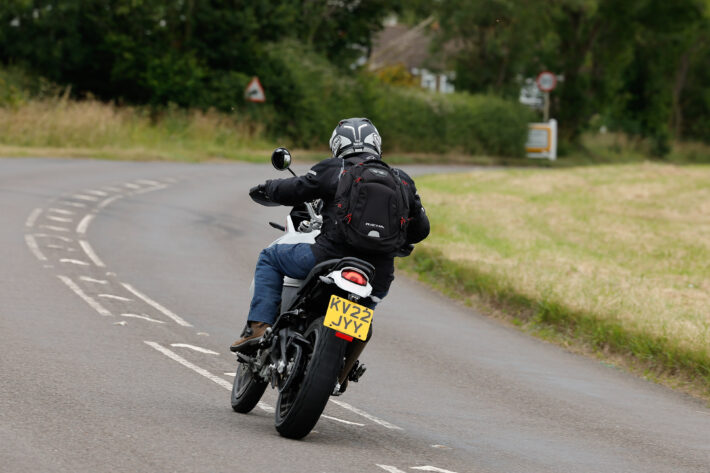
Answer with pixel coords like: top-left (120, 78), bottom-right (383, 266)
top-left (244, 77), bottom-right (265, 103)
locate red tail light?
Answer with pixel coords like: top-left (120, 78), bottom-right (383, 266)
top-left (341, 269), bottom-right (367, 286)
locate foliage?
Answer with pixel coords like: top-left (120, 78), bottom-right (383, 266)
top-left (433, 0), bottom-right (710, 151)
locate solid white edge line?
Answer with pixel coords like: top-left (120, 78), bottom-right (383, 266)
top-left (25, 234), bottom-right (47, 261)
top-left (57, 275), bottom-right (112, 316)
top-left (79, 240), bottom-right (106, 267)
top-left (169, 343), bottom-right (219, 355)
top-left (330, 399), bottom-right (403, 430)
top-left (76, 214), bottom-right (95, 235)
top-left (122, 283), bottom-right (192, 327)
top-left (26, 208), bottom-right (43, 227)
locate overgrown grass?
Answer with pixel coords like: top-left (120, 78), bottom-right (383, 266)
top-left (0, 96), bottom-right (275, 162)
top-left (399, 163), bottom-right (710, 398)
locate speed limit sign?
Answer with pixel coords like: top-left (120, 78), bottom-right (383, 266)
top-left (536, 71), bottom-right (557, 92)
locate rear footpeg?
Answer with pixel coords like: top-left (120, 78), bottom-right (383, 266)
top-left (348, 361), bottom-right (366, 382)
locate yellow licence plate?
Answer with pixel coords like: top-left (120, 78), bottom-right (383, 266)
top-left (323, 295), bottom-right (373, 341)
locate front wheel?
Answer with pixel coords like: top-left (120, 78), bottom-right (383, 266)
top-left (231, 360), bottom-right (268, 413)
top-left (274, 316), bottom-right (347, 439)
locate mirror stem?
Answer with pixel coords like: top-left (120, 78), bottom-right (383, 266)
top-left (287, 168), bottom-right (297, 178)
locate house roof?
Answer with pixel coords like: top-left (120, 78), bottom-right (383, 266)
top-left (369, 20), bottom-right (452, 72)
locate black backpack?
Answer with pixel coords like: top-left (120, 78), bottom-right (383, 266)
top-left (334, 157), bottom-right (410, 254)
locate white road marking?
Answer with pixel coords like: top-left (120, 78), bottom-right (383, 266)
top-left (61, 201), bottom-right (87, 208)
top-left (330, 399), bottom-right (402, 430)
top-left (73, 194), bottom-right (99, 201)
top-left (80, 276), bottom-right (108, 284)
top-left (39, 225), bottom-right (70, 232)
top-left (79, 240), bottom-right (105, 267)
top-left (163, 177), bottom-right (178, 183)
top-left (60, 258), bottom-right (90, 266)
top-left (85, 189), bottom-right (108, 196)
top-left (25, 208), bottom-right (42, 227)
top-left (122, 283), bottom-right (192, 327)
top-left (25, 235), bottom-right (47, 261)
top-left (376, 466), bottom-right (407, 473)
top-left (102, 186), bottom-right (124, 192)
top-left (121, 313), bottom-right (166, 324)
top-left (114, 321), bottom-right (127, 326)
top-left (136, 179), bottom-right (161, 186)
top-left (224, 373), bottom-right (236, 377)
top-left (124, 183), bottom-right (140, 189)
top-left (76, 214), bottom-right (95, 234)
top-left (47, 215), bottom-right (73, 223)
top-left (132, 184), bottom-right (167, 195)
top-left (258, 402), bottom-right (275, 413)
top-left (411, 467), bottom-right (459, 473)
top-left (197, 332), bottom-right (209, 336)
top-left (170, 344), bottom-right (219, 355)
top-left (321, 415), bottom-right (365, 427)
top-left (431, 445), bottom-right (453, 450)
top-left (49, 208), bottom-right (75, 215)
top-left (98, 195), bottom-right (122, 209)
top-left (57, 275), bottom-right (112, 316)
top-left (34, 233), bottom-right (73, 242)
top-left (98, 294), bottom-right (132, 301)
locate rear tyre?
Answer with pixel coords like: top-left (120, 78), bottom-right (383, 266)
top-left (231, 360), bottom-right (268, 413)
top-left (275, 316), bottom-right (347, 439)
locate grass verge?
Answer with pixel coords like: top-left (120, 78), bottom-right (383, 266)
top-left (399, 163), bottom-right (710, 401)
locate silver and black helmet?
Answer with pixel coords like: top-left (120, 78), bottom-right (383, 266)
top-left (329, 117), bottom-right (382, 158)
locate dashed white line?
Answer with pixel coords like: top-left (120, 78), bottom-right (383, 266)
top-left (80, 276), bottom-right (108, 284)
top-left (98, 294), bottom-right (132, 301)
top-left (114, 321), bottom-right (127, 326)
top-left (39, 225), bottom-right (70, 232)
top-left (124, 183), bottom-right (140, 189)
top-left (26, 208), bottom-right (42, 228)
top-left (102, 186), bottom-right (124, 192)
top-left (47, 216), bottom-right (73, 223)
top-left (376, 465), bottom-right (407, 473)
top-left (60, 258), bottom-right (91, 266)
top-left (60, 201), bottom-right (87, 208)
top-left (73, 194), bottom-right (99, 201)
top-left (34, 233), bottom-right (73, 242)
top-left (121, 313), bottom-right (166, 324)
top-left (122, 283), bottom-right (192, 327)
top-left (76, 214), bottom-right (95, 235)
top-left (79, 240), bottom-right (105, 267)
top-left (330, 399), bottom-right (403, 430)
top-left (85, 189), bottom-right (108, 196)
top-left (132, 184), bottom-right (167, 195)
top-left (57, 275), bottom-right (112, 317)
top-left (321, 415), bottom-right (365, 427)
top-left (170, 344), bottom-right (219, 355)
top-left (48, 208), bottom-right (75, 215)
top-left (25, 235), bottom-right (47, 261)
top-left (98, 195), bottom-right (122, 209)
top-left (411, 466), bottom-right (458, 473)
top-left (136, 179), bottom-right (161, 186)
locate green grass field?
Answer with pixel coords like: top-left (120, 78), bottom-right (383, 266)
top-left (400, 163), bottom-right (710, 398)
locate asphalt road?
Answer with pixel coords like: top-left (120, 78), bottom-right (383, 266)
top-left (2, 157), bottom-right (709, 473)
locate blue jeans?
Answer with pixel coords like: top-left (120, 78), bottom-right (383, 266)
top-left (247, 243), bottom-right (387, 325)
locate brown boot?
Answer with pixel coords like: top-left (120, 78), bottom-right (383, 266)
top-left (230, 322), bottom-right (271, 353)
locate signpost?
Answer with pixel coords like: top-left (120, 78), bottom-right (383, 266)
top-left (244, 77), bottom-right (265, 103)
top-left (535, 71), bottom-right (556, 122)
top-left (526, 119), bottom-right (557, 161)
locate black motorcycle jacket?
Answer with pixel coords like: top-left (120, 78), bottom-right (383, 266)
top-left (263, 154), bottom-right (430, 294)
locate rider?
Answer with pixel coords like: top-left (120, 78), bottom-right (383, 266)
top-left (230, 117), bottom-right (430, 385)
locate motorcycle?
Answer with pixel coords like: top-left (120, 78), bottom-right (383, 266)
top-left (231, 148), bottom-right (377, 439)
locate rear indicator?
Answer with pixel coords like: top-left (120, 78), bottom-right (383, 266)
top-left (341, 270), bottom-right (367, 286)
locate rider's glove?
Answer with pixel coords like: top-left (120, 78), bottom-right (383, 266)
top-left (249, 184), bottom-right (269, 201)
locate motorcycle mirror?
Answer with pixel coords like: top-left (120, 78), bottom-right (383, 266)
top-left (271, 147), bottom-right (292, 171)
